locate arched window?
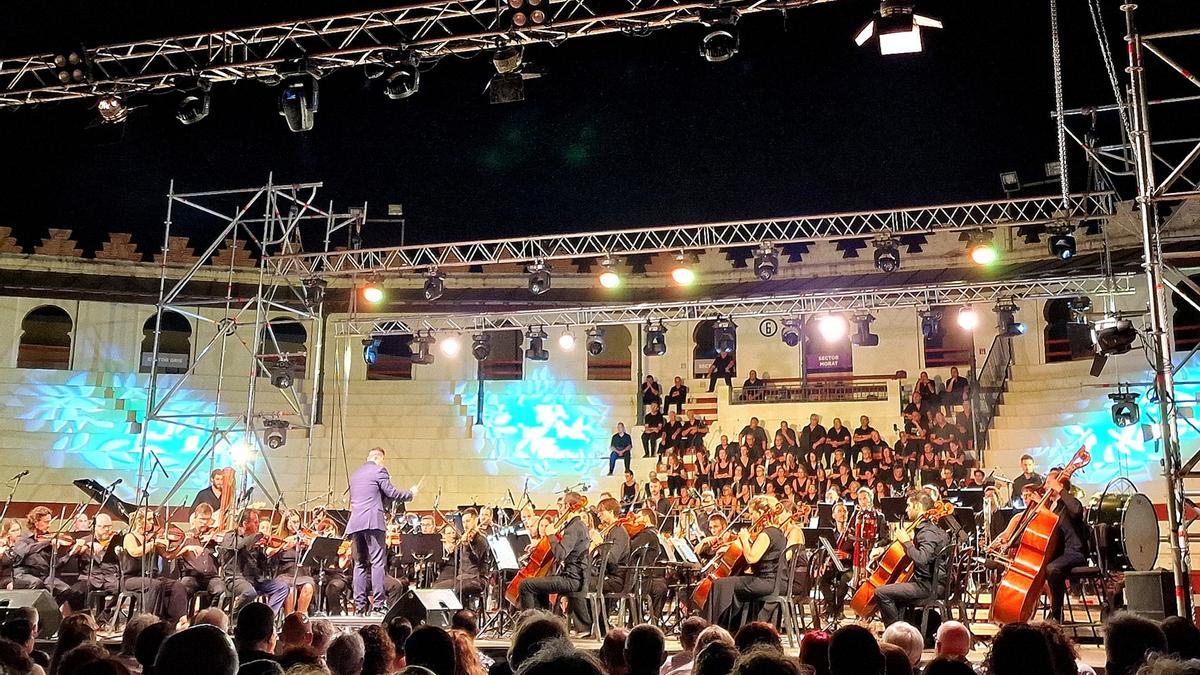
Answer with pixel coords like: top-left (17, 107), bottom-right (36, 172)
top-left (480, 330), bottom-right (523, 381)
top-left (366, 335), bottom-right (414, 381)
top-left (587, 325), bottom-right (633, 380)
top-left (1173, 279), bottom-right (1200, 353)
top-left (1044, 297), bottom-right (1094, 363)
top-left (140, 311), bottom-right (193, 374)
top-left (17, 305), bottom-right (73, 370)
top-left (922, 306), bottom-right (972, 367)
top-left (260, 319), bottom-right (308, 376)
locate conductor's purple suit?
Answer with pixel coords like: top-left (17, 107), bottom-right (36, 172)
top-left (346, 461), bottom-right (412, 611)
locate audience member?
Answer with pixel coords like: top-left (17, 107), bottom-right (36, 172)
top-left (624, 625), bottom-right (666, 675)
top-left (133, 622), bottom-right (175, 675)
top-left (155, 625), bottom-right (237, 675)
top-left (310, 620), bottom-right (335, 658)
top-left (1105, 613), bottom-right (1168, 675)
top-left (0, 638), bottom-right (37, 675)
top-left (386, 618), bottom-right (413, 672)
top-left (326, 633), bottom-right (365, 675)
top-left (277, 614), bottom-right (313, 656)
top-left (496, 612), bottom-right (568, 675)
top-left (357, 626), bottom-right (395, 675)
top-left (58, 644), bottom-right (109, 675)
top-left (49, 615), bottom-right (96, 675)
top-left (113, 614), bottom-right (157, 675)
top-left (1160, 617), bottom-right (1200, 661)
top-left (449, 630), bottom-right (486, 675)
top-left (450, 611), bottom-right (492, 670)
top-left (923, 657), bottom-right (975, 675)
top-left (0, 619), bottom-right (47, 675)
top-left (1033, 621), bottom-right (1094, 675)
top-left (986, 623), bottom-right (1055, 675)
top-left (194, 608), bottom-right (231, 633)
top-left (829, 625), bottom-right (884, 675)
top-left (234, 604), bottom-right (278, 666)
top-left (1132, 654), bottom-right (1200, 675)
top-left (880, 643), bottom-right (913, 675)
top-left (599, 628), bottom-right (629, 675)
top-left (510, 640), bottom-right (604, 675)
top-left (278, 647), bottom-right (325, 672)
top-left (692, 642), bottom-right (739, 675)
top-left (733, 622), bottom-right (782, 654)
top-left (693, 626), bottom-right (734, 656)
top-left (730, 647), bottom-right (801, 675)
top-left (882, 622), bottom-right (924, 668)
top-left (239, 660), bottom-right (283, 675)
top-left (406, 625), bottom-right (455, 675)
top-left (663, 617), bottom-right (708, 675)
top-left (797, 630), bottom-right (831, 675)
top-left (935, 621), bottom-right (971, 662)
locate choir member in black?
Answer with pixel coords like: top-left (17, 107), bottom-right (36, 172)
top-left (191, 469), bottom-right (227, 511)
top-left (799, 414), bottom-right (827, 462)
top-left (750, 465), bottom-right (769, 496)
top-left (640, 375), bottom-right (663, 412)
top-left (1010, 454), bottom-right (1043, 503)
top-left (917, 443), bottom-right (941, 486)
top-left (706, 349), bottom-right (735, 392)
top-left (220, 510), bottom-right (289, 613)
top-left (619, 470), bottom-right (639, 513)
top-left (874, 492), bottom-right (950, 626)
top-left (826, 418), bottom-right (851, 456)
top-left (120, 509), bottom-right (190, 626)
top-left (943, 366), bottom-right (970, 407)
top-left (915, 371), bottom-right (940, 412)
top-left (517, 491), bottom-right (591, 633)
top-left (662, 412), bottom-right (685, 454)
top-left (741, 369), bottom-right (766, 401)
top-left (665, 376), bottom-right (688, 414)
top-left (966, 468), bottom-right (990, 489)
top-left (818, 501), bottom-right (853, 621)
top-left (177, 504), bottom-right (227, 605)
top-left (936, 468), bottom-right (959, 493)
top-left (703, 495), bottom-right (787, 631)
top-left (11, 506), bottom-right (86, 613)
top-left (642, 403), bottom-right (664, 457)
top-left (0, 519), bottom-right (22, 589)
top-left (683, 411), bottom-right (708, 451)
top-left (1042, 468), bottom-right (1089, 623)
top-left (851, 416), bottom-right (876, 452)
top-left (271, 510), bottom-right (316, 615)
top-left (777, 421), bottom-right (798, 449)
top-left (630, 508), bottom-right (669, 619)
top-left (738, 417), bottom-right (769, 457)
top-left (433, 508), bottom-right (488, 606)
top-left (665, 454), bottom-right (685, 497)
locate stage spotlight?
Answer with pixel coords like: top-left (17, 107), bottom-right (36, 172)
top-left (52, 47), bottom-right (88, 84)
top-left (176, 84), bottom-right (211, 125)
top-left (411, 332), bottom-right (436, 365)
top-left (817, 314), bottom-right (849, 342)
top-left (229, 441), bottom-right (257, 469)
top-left (362, 337), bottom-right (381, 365)
top-left (361, 282), bottom-right (385, 305)
top-left (1000, 171), bottom-right (1021, 193)
top-left (967, 231), bottom-right (998, 266)
top-left (851, 313), bottom-right (879, 347)
top-left (919, 310), bottom-right (941, 339)
top-left (854, 0), bottom-right (942, 55)
top-left (440, 335), bottom-right (461, 357)
top-left (598, 256), bottom-right (621, 289)
top-left (1047, 230), bottom-right (1076, 259)
top-left (1109, 392), bottom-right (1140, 428)
top-left (698, 7), bottom-right (740, 63)
top-left (643, 321), bottom-right (668, 357)
top-left (471, 333), bottom-right (492, 360)
top-left (713, 318), bottom-right (737, 354)
top-left (268, 360), bottom-right (295, 389)
top-left (781, 319), bottom-right (802, 348)
top-left (488, 47), bottom-right (525, 104)
top-left (1068, 296), bottom-right (1092, 323)
top-left (528, 262), bottom-right (551, 295)
top-left (671, 252), bottom-right (697, 286)
top-left (501, 0), bottom-right (549, 28)
top-left (957, 306), bottom-right (979, 331)
top-left (753, 244), bottom-right (778, 281)
top-left (558, 329), bottom-right (576, 351)
top-left (873, 238), bottom-right (901, 272)
top-left (263, 418), bottom-right (289, 450)
top-left (994, 302), bottom-right (1026, 337)
top-left (524, 326), bottom-right (549, 361)
top-left (279, 72), bottom-right (319, 132)
top-left (383, 61), bottom-right (420, 100)
top-left (423, 269), bottom-right (445, 302)
top-left (1092, 317), bottom-right (1137, 355)
top-left (97, 94), bottom-right (128, 124)
top-left (586, 326), bottom-right (606, 356)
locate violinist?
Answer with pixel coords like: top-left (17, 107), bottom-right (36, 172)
top-left (817, 501), bottom-right (853, 621)
top-left (703, 495), bottom-right (787, 631)
top-left (432, 508), bottom-right (488, 605)
top-left (873, 492), bottom-right (950, 626)
top-left (177, 504), bottom-right (227, 605)
top-left (1041, 468), bottom-right (1088, 623)
top-left (592, 498), bottom-right (631, 595)
top-left (219, 509), bottom-right (288, 613)
top-left (516, 491), bottom-right (592, 635)
top-left (11, 506), bottom-right (86, 614)
top-left (75, 513), bottom-right (120, 597)
top-left (0, 519), bottom-right (23, 588)
top-left (120, 509), bottom-right (190, 626)
top-left (777, 500), bottom-right (811, 597)
top-left (271, 510), bottom-right (316, 615)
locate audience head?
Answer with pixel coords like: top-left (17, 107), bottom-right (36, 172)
top-left (692, 642), bottom-right (739, 675)
top-left (448, 630), bottom-right (484, 675)
top-left (922, 656), bottom-right (976, 675)
top-left (734, 622), bottom-right (782, 654)
top-left (987, 622), bottom-right (1055, 675)
top-left (1032, 621), bottom-right (1083, 675)
top-left (624, 624), bottom-right (666, 675)
top-left (155, 625), bottom-right (237, 675)
top-left (358, 626), bottom-right (396, 675)
top-left (1160, 616), bottom-right (1200, 660)
top-left (0, 619), bottom-right (35, 654)
top-left (134, 622), bottom-right (175, 673)
top-left (0, 638), bottom-right (34, 675)
top-left (829, 624), bottom-right (884, 675)
top-left (507, 612), bottom-right (567, 672)
top-left (1132, 653), bottom-right (1200, 675)
top-left (679, 617), bottom-right (709, 654)
top-left (935, 621), bottom-right (971, 661)
top-left (797, 630), bottom-right (831, 675)
top-left (693, 626), bottom-right (735, 657)
top-left (234, 603), bottom-right (276, 652)
top-left (385, 618), bottom-right (412, 662)
top-left (118, 614), bottom-right (157, 658)
top-left (193, 607), bottom-right (230, 632)
top-left (512, 640), bottom-right (604, 675)
top-left (279, 613), bottom-right (313, 649)
top-left (310, 619), bottom-right (335, 657)
top-left (404, 625), bottom-right (455, 675)
top-left (879, 643), bottom-right (913, 675)
top-left (730, 647), bottom-right (801, 675)
top-left (1105, 612), bottom-right (1168, 675)
top-left (58, 644), bottom-right (110, 675)
top-left (882, 621), bottom-right (924, 667)
top-left (279, 646), bottom-right (325, 671)
top-left (326, 633), bottom-right (365, 675)
top-left (599, 628), bottom-right (629, 675)
top-left (449, 610), bottom-right (478, 639)
top-left (239, 660), bottom-right (283, 675)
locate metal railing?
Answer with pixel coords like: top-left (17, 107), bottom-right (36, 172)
top-left (973, 334), bottom-right (1014, 459)
top-left (729, 380), bottom-right (889, 404)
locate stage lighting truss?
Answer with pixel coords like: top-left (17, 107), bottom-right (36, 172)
top-left (643, 320), bottom-right (668, 357)
top-left (411, 331), bottom-right (436, 365)
top-left (1109, 388), bottom-right (1140, 428)
top-left (854, 0), bottom-right (942, 55)
top-left (267, 360), bottom-right (296, 389)
top-left (713, 317), bottom-right (737, 353)
top-left (262, 417), bottom-right (290, 449)
top-left (851, 313), bottom-right (879, 346)
top-left (873, 235), bottom-right (900, 273)
top-left (471, 333), bottom-right (492, 360)
top-left (781, 318), bottom-right (802, 348)
top-left (699, 6), bottom-right (740, 63)
top-left (362, 337), bottom-right (381, 365)
top-left (993, 300), bottom-right (1025, 337)
top-left (527, 261), bottom-right (552, 295)
top-left (585, 326), bottom-right (607, 356)
top-left (423, 267), bottom-right (446, 301)
top-left (753, 243), bottom-right (779, 281)
top-left (524, 325), bottom-right (549, 361)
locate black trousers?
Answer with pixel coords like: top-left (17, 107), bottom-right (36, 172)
top-left (1046, 549), bottom-right (1088, 621)
top-left (641, 434), bottom-right (659, 457)
top-left (705, 575), bottom-right (775, 631)
top-left (818, 568), bottom-right (850, 614)
top-left (708, 373), bottom-right (733, 392)
top-left (14, 574), bottom-right (85, 611)
top-left (520, 575), bottom-right (589, 629)
top-left (875, 580), bottom-right (935, 626)
top-left (180, 574), bottom-right (227, 605)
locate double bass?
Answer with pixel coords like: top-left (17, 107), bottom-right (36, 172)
top-left (849, 500), bottom-right (954, 616)
top-left (991, 446), bottom-right (1091, 624)
top-left (691, 502), bottom-right (783, 609)
top-left (504, 496), bottom-right (588, 606)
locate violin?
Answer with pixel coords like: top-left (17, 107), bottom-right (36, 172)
top-left (36, 532), bottom-right (77, 552)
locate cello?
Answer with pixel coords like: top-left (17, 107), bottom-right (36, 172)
top-left (849, 500), bottom-right (954, 616)
top-left (990, 446), bottom-right (1091, 624)
top-left (504, 496), bottom-right (588, 606)
top-left (691, 502), bottom-right (783, 609)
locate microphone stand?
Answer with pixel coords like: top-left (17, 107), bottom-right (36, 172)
top-left (0, 473), bottom-right (25, 524)
top-left (48, 502), bottom-right (87, 594)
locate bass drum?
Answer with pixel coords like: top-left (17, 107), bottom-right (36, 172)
top-left (1088, 478), bottom-right (1158, 572)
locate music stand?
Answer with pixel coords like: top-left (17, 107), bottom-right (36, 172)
top-left (670, 537), bottom-right (699, 565)
top-left (947, 488), bottom-right (984, 511)
top-left (880, 497), bottom-right (907, 523)
top-left (486, 535), bottom-right (519, 571)
top-left (818, 535), bottom-right (847, 574)
top-left (802, 527), bottom-right (835, 549)
top-left (402, 533), bottom-right (443, 564)
top-left (302, 536), bottom-right (343, 616)
top-left (816, 502), bottom-right (835, 528)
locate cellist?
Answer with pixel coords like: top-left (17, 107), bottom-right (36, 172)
top-left (1041, 467), bottom-right (1088, 623)
top-left (873, 492), bottom-right (950, 626)
top-left (516, 491), bottom-right (592, 635)
top-left (703, 495), bottom-right (787, 631)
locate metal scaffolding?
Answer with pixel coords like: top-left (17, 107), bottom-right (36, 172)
top-left (279, 192), bottom-right (1117, 277)
top-left (0, 0), bottom-right (831, 108)
top-left (333, 272), bottom-right (1137, 336)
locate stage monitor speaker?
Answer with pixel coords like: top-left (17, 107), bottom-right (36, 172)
top-left (385, 589), bottom-right (462, 628)
top-left (0, 590), bottom-right (61, 638)
top-left (1125, 570), bottom-right (1177, 621)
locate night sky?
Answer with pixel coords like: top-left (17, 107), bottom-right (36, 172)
top-left (1, 1), bottom-right (1196, 254)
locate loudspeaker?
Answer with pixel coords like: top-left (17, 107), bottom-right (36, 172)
top-left (0, 590), bottom-right (61, 638)
top-left (385, 589), bottom-right (462, 628)
top-left (1125, 570), bottom-right (1177, 621)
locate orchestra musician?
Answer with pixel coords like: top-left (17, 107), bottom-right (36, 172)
top-left (986, 483), bottom-right (1042, 556)
top-left (817, 501), bottom-right (853, 621)
top-left (74, 513), bottom-right (120, 597)
top-left (851, 488), bottom-right (886, 579)
top-left (432, 508), bottom-right (488, 606)
top-left (176, 503), bottom-right (227, 605)
top-left (1010, 454), bottom-right (1043, 504)
top-left (0, 519), bottom-right (22, 588)
top-left (1041, 468), bottom-right (1089, 623)
top-left (694, 513), bottom-right (733, 558)
top-left (873, 492), bottom-right (950, 626)
top-left (120, 509), bottom-right (190, 626)
top-left (11, 506), bottom-right (86, 614)
top-left (517, 491), bottom-right (591, 634)
top-left (191, 469), bottom-right (228, 512)
top-left (271, 510), bottom-right (316, 615)
top-left (592, 498), bottom-right (631, 596)
top-left (220, 509), bottom-right (289, 613)
top-left (703, 495), bottom-right (787, 631)
top-left (631, 507), bottom-right (670, 619)
top-left (346, 448), bottom-right (414, 616)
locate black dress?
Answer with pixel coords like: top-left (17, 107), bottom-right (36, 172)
top-left (704, 526), bottom-right (787, 630)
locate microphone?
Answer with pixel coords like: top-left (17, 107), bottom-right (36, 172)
top-left (106, 478), bottom-right (123, 491)
top-left (10, 470), bottom-right (28, 482)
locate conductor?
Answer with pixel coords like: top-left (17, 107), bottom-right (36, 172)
top-left (347, 447), bottom-right (415, 615)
